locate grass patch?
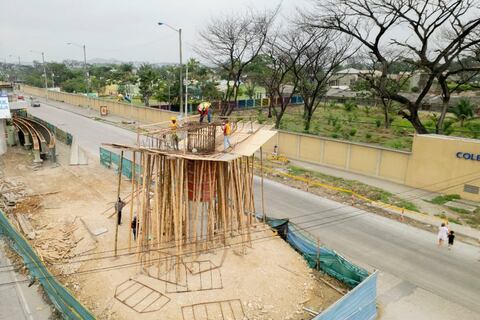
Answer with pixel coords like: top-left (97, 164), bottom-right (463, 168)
top-left (429, 194), bottom-right (461, 205)
top-left (435, 213), bottom-right (448, 219)
top-left (448, 217), bottom-right (463, 225)
top-left (286, 165), bottom-right (420, 212)
top-left (447, 206), bottom-right (472, 215)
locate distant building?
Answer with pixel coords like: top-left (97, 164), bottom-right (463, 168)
top-left (329, 68), bottom-right (381, 88)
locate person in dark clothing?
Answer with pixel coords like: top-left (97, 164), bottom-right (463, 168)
top-left (131, 216), bottom-right (137, 240)
top-left (448, 230), bottom-right (455, 250)
top-left (115, 197), bottom-right (125, 225)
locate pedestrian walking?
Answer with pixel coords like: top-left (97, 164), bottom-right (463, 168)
top-left (437, 222), bottom-right (449, 247)
top-left (131, 216), bottom-right (137, 241)
top-left (447, 230), bottom-right (455, 250)
top-left (222, 119), bottom-right (232, 150)
top-left (115, 197), bottom-right (125, 225)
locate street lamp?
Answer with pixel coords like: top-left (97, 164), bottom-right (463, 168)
top-left (30, 50), bottom-right (48, 99)
top-left (157, 22), bottom-right (185, 118)
top-left (67, 42), bottom-right (89, 94)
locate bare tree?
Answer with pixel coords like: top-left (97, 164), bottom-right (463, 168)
top-left (197, 8), bottom-right (278, 115)
top-left (294, 30), bottom-right (353, 131)
top-left (306, 0), bottom-right (480, 134)
top-left (259, 26), bottom-right (319, 128)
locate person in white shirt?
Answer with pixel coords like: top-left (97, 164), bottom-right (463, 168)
top-left (437, 222), bottom-right (449, 247)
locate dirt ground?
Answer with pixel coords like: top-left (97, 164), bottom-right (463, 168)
top-left (0, 143), bottom-right (346, 320)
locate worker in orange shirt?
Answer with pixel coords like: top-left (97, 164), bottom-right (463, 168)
top-left (222, 119), bottom-right (232, 150)
top-left (170, 117), bottom-right (179, 150)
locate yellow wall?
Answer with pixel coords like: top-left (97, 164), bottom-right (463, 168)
top-left (20, 85), bottom-right (176, 124)
top-left (264, 131), bottom-right (410, 184)
top-left (264, 131), bottom-right (480, 200)
top-left (405, 135), bottom-right (480, 201)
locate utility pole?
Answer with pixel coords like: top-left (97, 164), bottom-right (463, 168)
top-left (158, 22), bottom-right (184, 118)
top-left (41, 52), bottom-right (48, 98)
top-left (185, 63), bottom-right (188, 116)
top-left (82, 44), bottom-right (89, 94)
top-left (179, 28), bottom-right (184, 118)
top-left (67, 43), bottom-right (89, 94)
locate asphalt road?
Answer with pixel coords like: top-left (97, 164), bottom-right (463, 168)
top-left (22, 99), bottom-right (480, 317)
top-left (0, 240), bottom-right (51, 320)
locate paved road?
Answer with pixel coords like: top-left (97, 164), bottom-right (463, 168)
top-left (0, 240), bottom-right (51, 320)
top-left (22, 100), bottom-right (480, 318)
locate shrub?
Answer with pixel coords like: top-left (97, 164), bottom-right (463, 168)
top-left (411, 86), bottom-right (419, 93)
top-left (375, 119), bottom-right (381, 128)
top-left (344, 100), bottom-right (357, 112)
top-left (386, 140), bottom-right (405, 149)
top-left (349, 128), bottom-right (357, 137)
top-left (364, 105), bottom-right (372, 116)
top-left (331, 133), bottom-right (339, 139)
top-left (465, 122), bottom-right (480, 139)
top-left (334, 123), bottom-right (342, 132)
top-left (257, 109), bottom-right (266, 124)
top-left (365, 133), bottom-right (372, 139)
top-left (430, 194), bottom-right (461, 205)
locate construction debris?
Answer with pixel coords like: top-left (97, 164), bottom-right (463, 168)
top-left (16, 213), bottom-right (36, 239)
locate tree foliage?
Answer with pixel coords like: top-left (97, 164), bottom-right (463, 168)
top-left (307, 0), bottom-right (480, 134)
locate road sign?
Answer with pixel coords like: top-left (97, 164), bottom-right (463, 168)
top-left (0, 95), bottom-right (11, 119)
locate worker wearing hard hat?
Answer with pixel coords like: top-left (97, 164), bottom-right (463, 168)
top-left (170, 117), bottom-right (179, 150)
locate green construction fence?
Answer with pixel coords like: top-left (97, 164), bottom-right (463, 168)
top-left (0, 210), bottom-right (95, 319)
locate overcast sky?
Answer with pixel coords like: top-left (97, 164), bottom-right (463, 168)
top-left (0, 0), bottom-right (303, 65)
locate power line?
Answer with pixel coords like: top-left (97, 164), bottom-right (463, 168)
top-left (0, 231), bottom-right (279, 288)
top-left (1, 163), bottom-right (477, 274)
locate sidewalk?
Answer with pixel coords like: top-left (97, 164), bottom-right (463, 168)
top-left (289, 159), bottom-right (480, 242)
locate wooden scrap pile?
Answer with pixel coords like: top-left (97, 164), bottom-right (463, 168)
top-left (34, 222), bottom-right (78, 265)
top-left (0, 177), bottom-right (29, 212)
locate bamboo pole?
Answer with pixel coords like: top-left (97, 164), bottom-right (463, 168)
top-left (260, 147), bottom-right (266, 223)
top-left (114, 150), bottom-right (124, 257)
top-left (128, 151), bottom-right (136, 250)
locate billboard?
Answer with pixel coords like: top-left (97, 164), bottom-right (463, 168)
top-left (0, 95), bottom-right (11, 119)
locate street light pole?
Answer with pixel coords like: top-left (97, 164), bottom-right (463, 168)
top-left (158, 22), bottom-right (184, 118)
top-left (67, 43), bottom-right (89, 94)
top-left (179, 28), bottom-right (185, 118)
top-left (31, 50), bottom-right (48, 100)
top-left (82, 44), bottom-right (89, 94)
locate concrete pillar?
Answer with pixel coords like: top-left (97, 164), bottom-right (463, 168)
top-left (24, 134), bottom-right (32, 149)
top-left (33, 150), bottom-right (43, 163)
top-left (6, 125), bottom-right (16, 146)
top-left (0, 120), bottom-right (7, 155)
top-left (50, 146), bottom-right (57, 163)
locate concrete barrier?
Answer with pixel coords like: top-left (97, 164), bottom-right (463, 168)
top-left (264, 130), bottom-right (480, 201)
top-left (20, 85), bottom-right (177, 124)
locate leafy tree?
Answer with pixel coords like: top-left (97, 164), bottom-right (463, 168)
top-left (309, 0), bottom-right (480, 134)
top-left (449, 99), bottom-right (476, 127)
top-left (137, 64), bottom-right (158, 107)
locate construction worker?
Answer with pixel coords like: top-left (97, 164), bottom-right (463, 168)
top-left (115, 197), bottom-right (125, 225)
top-left (198, 102), bottom-right (211, 123)
top-left (222, 119), bottom-right (232, 150)
top-left (131, 216), bottom-right (137, 241)
top-left (170, 117), bottom-right (179, 150)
